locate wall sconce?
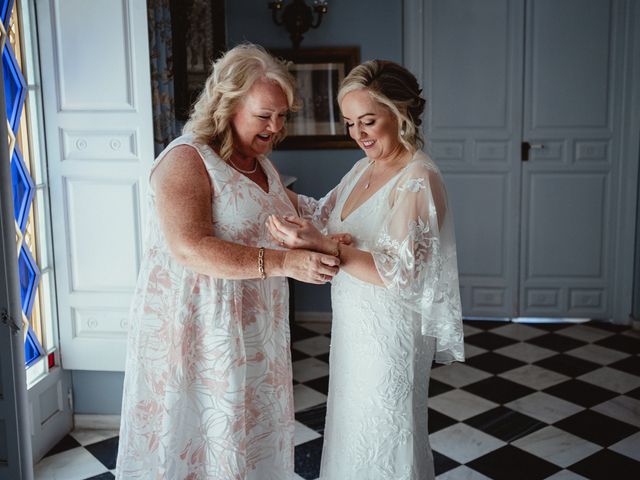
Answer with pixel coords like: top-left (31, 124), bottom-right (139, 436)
top-left (268, 0), bottom-right (328, 49)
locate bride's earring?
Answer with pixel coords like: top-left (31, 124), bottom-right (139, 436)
top-left (400, 122), bottom-right (407, 136)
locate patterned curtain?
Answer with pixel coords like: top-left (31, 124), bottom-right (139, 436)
top-left (148, 0), bottom-right (177, 155)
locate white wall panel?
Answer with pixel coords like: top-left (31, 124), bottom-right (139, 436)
top-left (61, 129), bottom-right (138, 162)
top-left (53, 0), bottom-right (133, 110)
top-left (38, 0), bottom-right (154, 370)
top-left (72, 307), bottom-right (129, 339)
top-left (526, 173), bottom-right (607, 278)
top-left (65, 178), bottom-right (140, 292)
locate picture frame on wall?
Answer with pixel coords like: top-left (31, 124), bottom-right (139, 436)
top-left (170, 0), bottom-right (227, 121)
top-left (269, 47), bottom-right (361, 150)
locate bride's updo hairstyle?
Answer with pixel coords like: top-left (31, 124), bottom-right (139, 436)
top-left (338, 60), bottom-right (426, 152)
top-left (183, 43), bottom-right (300, 162)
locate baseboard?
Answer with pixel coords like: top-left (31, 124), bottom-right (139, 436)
top-left (295, 311), bottom-right (332, 323)
top-left (74, 414), bottom-right (121, 430)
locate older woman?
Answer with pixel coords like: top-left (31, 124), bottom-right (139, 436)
top-left (269, 60), bottom-right (464, 479)
top-left (115, 44), bottom-right (339, 480)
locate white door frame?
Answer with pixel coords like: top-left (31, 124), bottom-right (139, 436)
top-left (0, 75), bottom-right (34, 480)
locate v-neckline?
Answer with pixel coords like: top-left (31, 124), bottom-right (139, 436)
top-left (339, 161), bottom-right (409, 223)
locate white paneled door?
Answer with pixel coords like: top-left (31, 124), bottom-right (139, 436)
top-left (37, 0), bottom-right (155, 370)
top-left (425, 0), bottom-right (524, 317)
top-left (417, 0), bottom-right (636, 320)
top-left (520, 0), bottom-right (623, 317)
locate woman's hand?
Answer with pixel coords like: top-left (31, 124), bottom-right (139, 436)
top-left (267, 215), bottom-right (349, 254)
top-left (267, 215), bottom-right (324, 250)
top-left (282, 249), bottom-right (340, 284)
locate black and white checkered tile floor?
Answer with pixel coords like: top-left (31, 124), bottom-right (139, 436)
top-left (35, 320), bottom-right (640, 480)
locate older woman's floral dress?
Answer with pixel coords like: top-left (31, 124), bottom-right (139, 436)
top-left (299, 151), bottom-right (464, 480)
top-left (116, 134), bottom-right (297, 480)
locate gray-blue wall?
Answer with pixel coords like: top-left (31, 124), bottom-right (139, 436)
top-left (634, 145), bottom-right (640, 321)
top-left (72, 0), bottom-right (403, 414)
top-left (228, 0), bottom-right (403, 313)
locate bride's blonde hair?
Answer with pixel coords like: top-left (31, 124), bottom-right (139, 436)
top-left (183, 43), bottom-right (300, 161)
top-left (338, 60), bottom-right (426, 153)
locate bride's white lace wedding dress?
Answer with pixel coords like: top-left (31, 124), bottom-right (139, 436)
top-left (299, 150), bottom-right (464, 480)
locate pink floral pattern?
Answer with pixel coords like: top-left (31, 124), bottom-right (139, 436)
top-left (116, 134), bottom-right (297, 479)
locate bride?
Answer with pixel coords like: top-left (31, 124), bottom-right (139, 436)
top-left (268, 59), bottom-right (465, 479)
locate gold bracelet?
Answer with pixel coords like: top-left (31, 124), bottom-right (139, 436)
top-left (258, 247), bottom-right (266, 280)
top-left (330, 239), bottom-right (341, 259)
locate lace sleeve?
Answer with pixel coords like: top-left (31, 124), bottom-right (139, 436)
top-left (297, 189), bottom-right (338, 233)
top-left (371, 163), bottom-right (464, 364)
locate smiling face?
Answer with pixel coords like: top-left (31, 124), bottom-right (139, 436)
top-left (340, 88), bottom-right (405, 162)
top-left (230, 77), bottom-right (289, 158)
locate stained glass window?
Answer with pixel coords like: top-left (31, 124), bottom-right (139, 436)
top-left (3, 0), bottom-right (57, 377)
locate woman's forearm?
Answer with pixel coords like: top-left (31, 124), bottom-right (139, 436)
top-left (336, 243), bottom-right (384, 286)
top-left (171, 234), bottom-right (286, 279)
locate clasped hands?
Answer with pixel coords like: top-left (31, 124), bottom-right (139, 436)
top-left (266, 215), bottom-right (351, 284)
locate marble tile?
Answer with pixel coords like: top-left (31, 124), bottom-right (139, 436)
top-left (569, 448), bottom-right (640, 480)
top-left (293, 384), bottom-right (327, 412)
top-left (292, 335), bottom-right (331, 356)
top-left (609, 431), bottom-right (640, 461)
top-left (544, 470), bottom-right (589, 480)
top-left (34, 447), bottom-right (109, 480)
top-left (512, 426), bottom-right (601, 468)
top-left (505, 392), bottom-right (584, 424)
top-left (292, 357), bottom-right (330, 382)
top-left (86, 472), bottom-right (115, 479)
top-left (591, 395), bottom-right (640, 427)
top-left (463, 343), bottom-right (488, 359)
top-left (622, 328), bottom-right (640, 340)
top-left (430, 423), bottom-right (506, 464)
top-left (578, 366), bottom-right (640, 394)
top-left (565, 343), bottom-right (629, 365)
top-left (495, 342), bottom-right (556, 363)
top-left (429, 363), bottom-right (492, 388)
top-left (491, 323), bottom-right (546, 341)
top-left (429, 389), bottom-right (498, 421)
top-left (84, 437), bottom-right (118, 470)
top-left (298, 321), bottom-right (332, 335)
top-left (555, 324), bottom-right (615, 343)
top-left (463, 324), bottom-right (483, 337)
top-left (70, 429), bottom-right (119, 447)
top-left (499, 364), bottom-right (569, 390)
top-left (436, 465), bottom-right (492, 480)
top-left (467, 444), bottom-right (562, 480)
top-left (294, 420), bottom-right (321, 446)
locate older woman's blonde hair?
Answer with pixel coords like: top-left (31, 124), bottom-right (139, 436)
top-left (183, 43), bottom-right (299, 161)
top-left (338, 60), bottom-right (426, 152)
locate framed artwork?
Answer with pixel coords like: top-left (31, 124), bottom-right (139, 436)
top-left (170, 0), bottom-right (226, 121)
top-left (270, 47), bottom-right (361, 150)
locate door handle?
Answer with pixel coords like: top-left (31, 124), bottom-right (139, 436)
top-left (521, 142), bottom-right (544, 161)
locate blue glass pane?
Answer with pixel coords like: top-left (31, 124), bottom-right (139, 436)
top-left (0, 0), bottom-right (13, 30)
top-left (10, 146), bottom-right (34, 233)
top-left (2, 41), bottom-right (27, 135)
top-left (24, 326), bottom-right (44, 368)
top-left (18, 244), bottom-right (40, 320)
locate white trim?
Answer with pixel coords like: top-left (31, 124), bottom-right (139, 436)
top-left (295, 311), bottom-right (332, 323)
top-left (74, 414), bottom-right (121, 430)
top-left (402, 0), bottom-right (424, 87)
top-left (613, 0), bottom-right (640, 323)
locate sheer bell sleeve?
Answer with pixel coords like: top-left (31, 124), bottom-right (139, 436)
top-left (297, 189), bottom-right (338, 234)
top-left (371, 159), bottom-right (464, 364)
